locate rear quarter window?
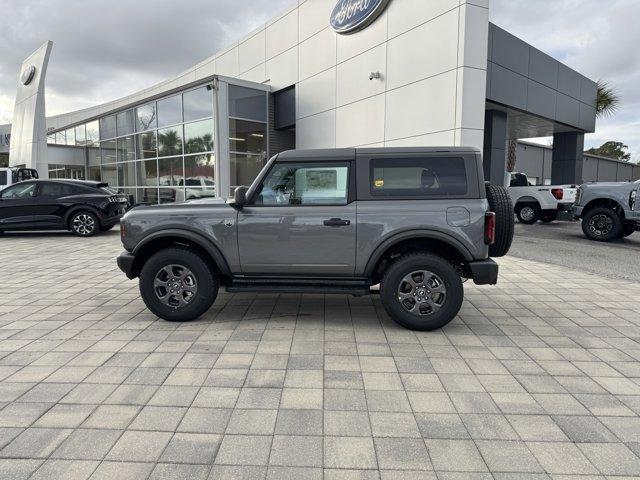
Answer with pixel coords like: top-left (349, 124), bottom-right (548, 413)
top-left (370, 157), bottom-right (467, 197)
top-left (0, 171), bottom-right (6, 186)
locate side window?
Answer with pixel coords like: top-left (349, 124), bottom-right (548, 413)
top-left (370, 157), bottom-right (467, 197)
top-left (254, 162), bottom-right (350, 206)
top-left (40, 183), bottom-right (75, 198)
top-left (0, 171), bottom-right (7, 186)
top-left (1, 183), bottom-right (36, 199)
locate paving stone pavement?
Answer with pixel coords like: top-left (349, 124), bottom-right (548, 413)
top-left (1, 230), bottom-right (640, 479)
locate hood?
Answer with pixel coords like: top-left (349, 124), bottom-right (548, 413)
top-left (582, 181), bottom-right (632, 188)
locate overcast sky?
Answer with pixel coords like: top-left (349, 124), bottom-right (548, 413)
top-left (0, 0), bottom-right (638, 162)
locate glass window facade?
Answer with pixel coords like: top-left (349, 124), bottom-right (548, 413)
top-left (136, 103), bottom-right (157, 132)
top-left (157, 94), bottom-right (183, 128)
top-left (45, 81), bottom-right (268, 203)
top-left (99, 115), bottom-right (116, 140)
top-left (229, 85), bottom-right (267, 194)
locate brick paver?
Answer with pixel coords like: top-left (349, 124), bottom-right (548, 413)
top-left (1, 231), bottom-right (640, 479)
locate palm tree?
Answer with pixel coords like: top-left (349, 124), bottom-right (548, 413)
top-left (595, 80), bottom-right (620, 118)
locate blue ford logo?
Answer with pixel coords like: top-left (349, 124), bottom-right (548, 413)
top-left (330, 0), bottom-right (391, 34)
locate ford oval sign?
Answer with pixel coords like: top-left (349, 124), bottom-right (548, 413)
top-left (330, 0), bottom-right (391, 34)
top-left (20, 65), bottom-right (36, 86)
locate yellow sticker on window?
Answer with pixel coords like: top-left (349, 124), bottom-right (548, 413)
top-left (374, 179), bottom-right (384, 188)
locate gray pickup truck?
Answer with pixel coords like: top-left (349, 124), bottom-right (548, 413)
top-left (117, 147), bottom-right (514, 331)
top-left (572, 180), bottom-right (640, 241)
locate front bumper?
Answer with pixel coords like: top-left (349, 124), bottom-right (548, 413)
top-left (117, 251), bottom-right (136, 279)
top-left (468, 259), bottom-right (499, 285)
top-left (571, 205), bottom-right (584, 219)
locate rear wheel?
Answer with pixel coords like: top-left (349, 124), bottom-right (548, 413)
top-left (70, 211), bottom-right (99, 237)
top-left (380, 252), bottom-right (463, 331)
top-left (485, 184), bottom-right (514, 257)
top-left (540, 211), bottom-right (558, 223)
top-left (581, 207), bottom-right (622, 242)
top-left (516, 203), bottom-right (540, 224)
top-left (139, 247), bottom-right (218, 322)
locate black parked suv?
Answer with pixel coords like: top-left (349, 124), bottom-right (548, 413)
top-left (0, 179), bottom-right (129, 236)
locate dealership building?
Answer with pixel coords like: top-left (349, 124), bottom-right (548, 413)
top-left (5, 0), bottom-right (638, 202)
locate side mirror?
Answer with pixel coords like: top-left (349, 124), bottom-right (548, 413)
top-left (228, 186), bottom-right (248, 209)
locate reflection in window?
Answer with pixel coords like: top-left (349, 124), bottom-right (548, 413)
top-left (99, 115), bottom-right (116, 140)
top-left (184, 120), bottom-right (214, 154)
top-left (159, 188), bottom-right (186, 204)
top-left (137, 159), bottom-right (158, 186)
top-left (101, 163), bottom-right (117, 186)
top-left (117, 161), bottom-right (136, 187)
top-left (117, 110), bottom-right (135, 136)
top-left (55, 130), bottom-right (66, 145)
top-left (184, 154), bottom-right (215, 194)
top-left (87, 143), bottom-right (100, 166)
top-left (138, 188), bottom-right (159, 204)
top-left (157, 94), bottom-right (182, 127)
top-left (75, 125), bottom-right (87, 145)
top-left (229, 119), bottom-right (266, 155)
top-left (136, 131), bottom-right (157, 159)
top-left (230, 154), bottom-right (265, 192)
top-left (86, 121), bottom-right (99, 143)
top-left (135, 103), bottom-right (157, 132)
top-left (65, 128), bottom-right (75, 146)
top-left (88, 166), bottom-right (101, 181)
top-left (183, 85), bottom-right (213, 122)
top-left (47, 133), bottom-right (56, 145)
top-left (100, 139), bottom-right (117, 164)
top-left (159, 157), bottom-right (184, 186)
top-left (117, 136), bottom-right (135, 162)
top-left (158, 126), bottom-right (183, 157)
top-left (185, 188), bottom-right (217, 200)
top-left (228, 85), bottom-right (266, 121)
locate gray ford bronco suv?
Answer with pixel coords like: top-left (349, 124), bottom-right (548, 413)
top-left (572, 180), bottom-right (640, 241)
top-left (117, 147), bottom-right (514, 331)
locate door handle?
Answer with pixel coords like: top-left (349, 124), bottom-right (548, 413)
top-left (323, 218), bottom-right (351, 227)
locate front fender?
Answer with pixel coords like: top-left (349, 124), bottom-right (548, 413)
top-left (132, 228), bottom-right (232, 276)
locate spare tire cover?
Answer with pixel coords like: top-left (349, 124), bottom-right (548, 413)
top-left (485, 184), bottom-right (514, 257)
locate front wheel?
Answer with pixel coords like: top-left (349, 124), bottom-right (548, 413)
top-left (380, 253), bottom-right (463, 331)
top-left (581, 207), bottom-right (622, 242)
top-left (515, 204), bottom-right (540, 224)
top-left (70, 211), bottom-right (99, 237)
top-left (139, 247), bottom-right (218, 321)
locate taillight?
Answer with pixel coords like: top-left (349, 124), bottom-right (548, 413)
top-left (551, 188), bottom-right (563, 200)
top-left (484, 212), bottom-right (496, 245)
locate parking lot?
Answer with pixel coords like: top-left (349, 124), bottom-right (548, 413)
top-left (1, 226), bottom-right (640, 479)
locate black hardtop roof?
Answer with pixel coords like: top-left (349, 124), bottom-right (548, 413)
top-left (276, 147), bottom-right (480, 161)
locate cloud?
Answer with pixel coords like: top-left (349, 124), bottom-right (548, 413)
top-left (0, 0), bottom-right (292, 121)
top-left (490, 0), bottom-right (640, 163)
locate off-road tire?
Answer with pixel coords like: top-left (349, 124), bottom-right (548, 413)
top-left (485, 184), bottom-right (514, 257)
top-left (139, 247), bottom-right (218, 322)
top-left (380, 252), bottom-right (463, 331)
top-left (619, 223), bottom-right (635, 239)
top-left (515, 203), bottom-right (540, 225)
top-left (69, 211), bottom-right (100, 237)
top-left (581, 207), bottom-right (622, 242)
top-left (540, 211), bottom-right (558, 223)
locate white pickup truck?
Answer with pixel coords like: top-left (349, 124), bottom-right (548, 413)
top-left (507, 172), bottom-right (577, 224)
top-left (0, 167), bottom-right (39, 191)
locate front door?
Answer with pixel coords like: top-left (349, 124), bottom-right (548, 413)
top-left (237, 161), bottom-right (356, 276)
top-left (0, 182), bottom-right (37, 229)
